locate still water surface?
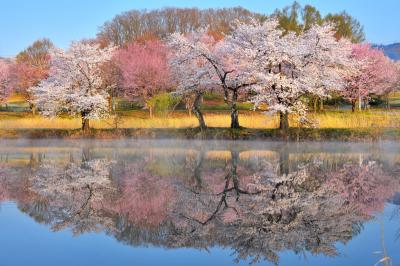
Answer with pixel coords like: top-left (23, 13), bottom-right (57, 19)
top-left (0, 139), bottom-right (399, 266)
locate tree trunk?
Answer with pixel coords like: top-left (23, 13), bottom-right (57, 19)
top-left (108, 95), bottom-right (115, 113)
top-left (313, 97), bottom-right (323, 113)
top-left (193, 150), bottom-right (205, 190)
top-left (363, 98), bottom-right (368, 110)
top-left (149, 106), bottom-right (153, 118)
top-left (81, 114), bottom-right (90, 133)
top-left (320, 98), bottom-right (324, 111)
top-left (29, 153), bottom-right (37, 168)
top-left (192, 92), bottom-right (206, 130)
top-left (386, 94), bottom-right (390, 109)
top-left (81, 146), bottom-right (91, 168)
top-left (313, 97), bottom-right (318, 113)
top-left (279, 111), bottom-right (289, 131)
top-left (82, 147), bottom-right (91, 162)
top-left (29, 103), bottom-right (37, 116)
top-left (351, 100), bottom-right (356, 112)
top-left (185, 98), bottom-right (193, 117)
top-left (358, 95), bottom-right (362, 111)
top-left (230, 88), bottom-right (240, 129)
top-left (279, 145), bottom-right (289, 176)
top-left (230, 150), bottom-right (240, 196)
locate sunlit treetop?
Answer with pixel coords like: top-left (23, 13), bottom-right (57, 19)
top-left (272, 1), bottom-right (365, 43)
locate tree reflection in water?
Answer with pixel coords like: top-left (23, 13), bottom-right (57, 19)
top-left (0, 142), bottom-right (399, 265)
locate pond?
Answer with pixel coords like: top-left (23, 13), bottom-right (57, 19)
top-left (0, 139), bottom-right (399, 266)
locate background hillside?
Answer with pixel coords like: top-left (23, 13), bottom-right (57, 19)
top-left (377, 43), bottom-right (400, 60)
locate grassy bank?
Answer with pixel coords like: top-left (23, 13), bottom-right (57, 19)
top-left (1, 109), bottom-right (400, 141)
top-left (1, 109), bottom-right (400, 129)
top-left (0, 127), bottom-right (399, 141)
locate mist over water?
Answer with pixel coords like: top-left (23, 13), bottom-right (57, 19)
top-left (0, 139), bottom-right (399, 266)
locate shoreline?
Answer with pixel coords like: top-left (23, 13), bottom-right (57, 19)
top-left (0, 127), bottom-right (399, 141)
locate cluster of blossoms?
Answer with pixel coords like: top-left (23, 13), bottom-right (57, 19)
top-left (29, 42), bottom-right (115, 130)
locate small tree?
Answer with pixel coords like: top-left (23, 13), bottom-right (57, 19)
top-left (168, 31), bottom-right (254, 129)
top-left (30, 42), bottom-right (114, 132)
top-left (114, 40), bottom-right (171, 118)
top-left (147, 93), bottom-right (181, 117)
top-left (343, 44), bottom-right (399, 111)
top-left (169, 33), bottom-right (219, 130)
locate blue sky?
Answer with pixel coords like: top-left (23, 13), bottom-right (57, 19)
top-left (1, 0), bottom-right (399, 57)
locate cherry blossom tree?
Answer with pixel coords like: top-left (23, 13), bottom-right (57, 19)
top-left (0, 60), bottom-right (12, 104)
top-left (327, 161), bottom-right (400, 215)
top-left (106, 161), bottom-right (176, 228)
top-left (114, 40), bottom-right (171, 118)
top-left (8, 39), bottom-right (53, 114)
top-left (227, 19), bottom-right (354, 130)
top-left (168, 31), bottom-right (255, 129)
top-left (8, 62), bottom-right (49, 97)
top-left (30, 42), bottom-right (115, 132)
top-left (343, 43), bottom-right (399, 111)
top-left (26, 159), bottom-right (116, 234)
top-left (168, 33), bottom-right (217, 130)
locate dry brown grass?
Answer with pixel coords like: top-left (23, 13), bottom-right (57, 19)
top-left (308, 110), bottom-right (400, 128)
top-left (0, 110), bottom-right (399, 130)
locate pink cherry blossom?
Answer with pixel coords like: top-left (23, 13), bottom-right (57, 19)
top-left (343, 43), bottom-right (399, 111)
top-left (115, 40), bottom-right (171, 116)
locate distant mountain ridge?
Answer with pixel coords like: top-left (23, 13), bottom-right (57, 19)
top-left (375, 43), bottom-right (400, 60)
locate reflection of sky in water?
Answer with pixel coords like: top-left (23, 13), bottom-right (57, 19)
top-left (0, 140), bottom-right (399, 266)
top-left (1, 202), bottom-right (399, 266)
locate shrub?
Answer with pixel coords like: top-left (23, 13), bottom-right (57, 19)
top-left (147, 93), bottom-right (181, 117)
